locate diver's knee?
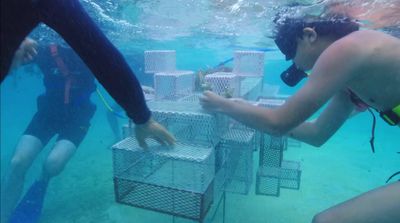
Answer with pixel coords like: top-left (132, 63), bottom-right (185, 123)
top-left (43, 157), bottom-right (66, 177)
top-left (9, 155), bottom-right (31, 177)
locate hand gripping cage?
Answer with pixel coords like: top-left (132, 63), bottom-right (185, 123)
top-left (148, 101), bottom-right (228, 147)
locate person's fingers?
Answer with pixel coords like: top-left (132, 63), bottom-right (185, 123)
top-left (160, 130), bottom-right (176, 146)
top-left (152, 123), bottom-right (176, 146)
top-left (136, 135), bottom-right (148, 150)
top-left (151, 136), bottom-right (166, 146)
top-left (31, 47), bottom-right (38, 56)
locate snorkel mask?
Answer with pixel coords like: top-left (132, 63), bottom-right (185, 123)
top-left (273, 18), bottom-right (309, 87)
top-left (273, 15), bottom-right (359, 87)
top-left (280, 64), bottom-right (308, 87)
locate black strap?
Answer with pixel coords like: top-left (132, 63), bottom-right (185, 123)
top-left (367, 108), bottom-right (376, 153)
top-left (386, 171), bottom-right (400, 183)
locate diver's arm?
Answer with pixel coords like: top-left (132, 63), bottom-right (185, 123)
top-left (201, 37), bottom-right (362, 135)
top-left (288, 90), bottom-right (355, 147)
top-left (39, 0), bottom-right (150, 124)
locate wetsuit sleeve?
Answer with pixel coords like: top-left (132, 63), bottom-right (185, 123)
top-left (37, 0), bottom-right (150, 124)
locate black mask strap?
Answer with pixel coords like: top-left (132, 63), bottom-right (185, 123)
top-left (367, 108), bottom-right (376, 153)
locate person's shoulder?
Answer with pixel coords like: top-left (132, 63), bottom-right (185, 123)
top-left (327, 30), bottom-right (381, 57)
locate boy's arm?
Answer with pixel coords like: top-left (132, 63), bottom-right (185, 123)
top-left (200, 36), bottom-right (363, 136)
top-left (288, 90), bottom-right (355, 147)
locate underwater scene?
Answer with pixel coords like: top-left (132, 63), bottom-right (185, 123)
top-left (1, 0), bottom-right (399, 223)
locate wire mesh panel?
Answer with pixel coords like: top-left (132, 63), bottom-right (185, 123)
top-left (256, 166), bottom-right (281, 197)
top-left (144, 50), bottom-right (176, 73)
top-left (154, 70), bottom-right (194, 100)
top-left (240, 77), bottom-right (263, 100)
top-left (148, 101), bottom-right (228, 147)
top-left (280, 160), bottom-right (302, 190)
top-left (177, 93), bottom-right (202, 103)
top-left (220, 128), bottom-right (255, 195)
top-left (287, 138), bottom-right (302, 148)
top-left (112, 137), bottom-right (215, 221)
top-left (256, 160), bottom-right (301, 197)
top-left (259, 135), bottom-right (285, 167)
top-left (233, 51), bottom-right (265, 77)
top-left (204, 72), bottom-right (240, 98)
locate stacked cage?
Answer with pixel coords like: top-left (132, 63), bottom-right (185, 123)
top-left (112, 101), bottom-right (228, 222)
top-left (204, 72), bottom-right (240, 98)
top-left (154, 70), bottom-right (194, 100)
top-left (255, 98), bottom-right (302, 197)
top-left (233, 51), bottom-right (265, 77)
top-left (144, 50), bottom-right (194, 101)
top-left (219, 127), bottom-right (256, 195)
top-left (144, 50), bottom-right (176, 74)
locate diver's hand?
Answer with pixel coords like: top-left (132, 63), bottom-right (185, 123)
top-left (12, 38), bottom-right (38, 70)
top-left (199, 90), bottom-right (228, 113)
top-left (135, 118), bottom-right (176, 149)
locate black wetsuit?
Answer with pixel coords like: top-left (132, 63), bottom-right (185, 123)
top-left (1, 0), bottom-right (150, 124)
top-left (24, 44), bottom-right (96, 146)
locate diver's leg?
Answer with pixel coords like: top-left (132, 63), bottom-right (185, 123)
top-left (312, 181), bottom-right (400, 223)
top-left (7, 140), bottom-right (76, 223)
top-left (41, 139), bottom-right (77, 180)
top-left (0, 135), bottom-right (43, 223)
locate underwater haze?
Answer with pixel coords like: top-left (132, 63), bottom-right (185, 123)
top-left (1, 0), bottom-right (399, 223)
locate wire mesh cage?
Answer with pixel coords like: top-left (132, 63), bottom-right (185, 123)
top-left (144, 50), bottom-right (176, 73)
top-left (112, 137), bottom-right (215, 221)
top-left (233, 51), bottom-right (265, 77)
top-left (256, 160), bottom-right (302, 197)
top-left (220, 128), bottom-right (255, 195)
top-left (256, 166), bottom-right (281, 197)
top-left (177, 93), bottom-right (202, 103)
top-left (204, 72), bottom-right (240, 98)
top-left (279, 160), bottom-right (301, 190)
top-left (154, 70), bottom-right (194, 100)
top-left (259, 135), bottom-right (285, 167)
top-left (240, 77), bottom-right (263, 100)
top-left (148, 101), bottom-right (228, 147)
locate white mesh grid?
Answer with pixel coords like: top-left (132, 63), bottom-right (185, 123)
top-left (144, 50), bottom-right (176, 73)
top-left (154, 70), bottom-right (194, 100)
top-left (204, 72), bottom-right (240, 97)
top-left (148, 101), bottom-right (228, 147)
top-left (233, 51), bottom-right (265, 77)
top-left (255, 160), bottom-right (301, 197)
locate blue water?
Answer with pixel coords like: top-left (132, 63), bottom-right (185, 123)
top-left (1, 1), bottom-right (399, 223)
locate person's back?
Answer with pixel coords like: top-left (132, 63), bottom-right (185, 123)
top-left (34, 43), bottom-right (96, 105)
top-left (331, 29), bottom-right (400, 113)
